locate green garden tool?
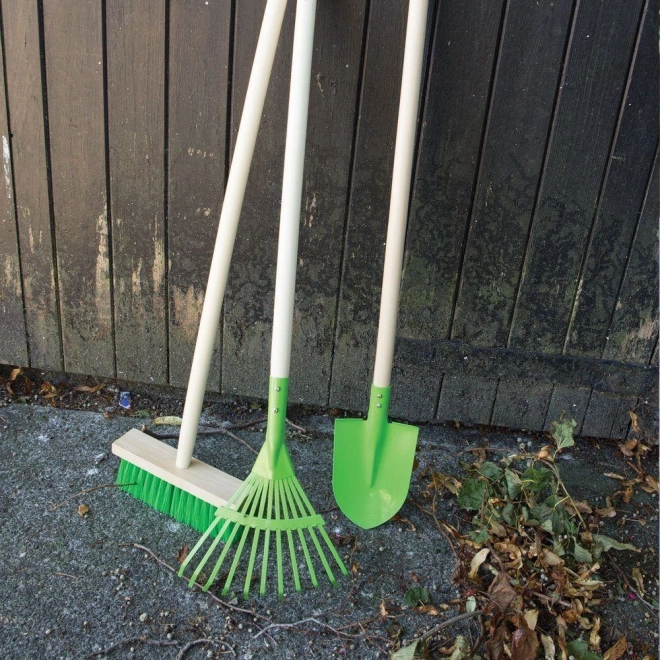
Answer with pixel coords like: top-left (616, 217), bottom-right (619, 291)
top-left (179, 0), bottom-right (347, 597)
top-left (333, 0), bottom-right (429, 529)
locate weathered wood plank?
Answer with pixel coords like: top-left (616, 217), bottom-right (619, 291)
top-left (327, 0), bottom-right (410, 410)
top-left (565, 4), bottom-right (658, 358)
top-left (394, 0), bottom-right (504, 421)
top-left (508, 0), bottom-right (644, 353)
top-left (602, 150), bottom-right (659, 365)
top-left (221, 0), bottom-right (291, 400)
top-left (0, 24), bottom-right (27, 365)
top-left (2, 0), bottom-right (61, 369)
top-left (43, 1), bottom-right (113, 377)
top-left (436, 375), bottom-right (497, 426)
top-left (451, 0), bottom-right (573, 347)
top-left (167, 0), bottom-right (231, 390)
top-left (106, 0), bottom-right (168, 383)
top-left (543, 385), bottom-right (591, 436)
top-left (491, 381), bottom-right (552, 432)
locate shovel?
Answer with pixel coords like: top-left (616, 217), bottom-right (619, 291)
top-left (333, 0), bottom-right (429, 529)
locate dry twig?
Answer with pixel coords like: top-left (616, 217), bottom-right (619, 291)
top-left (49, 483), bottom-right (136, 511)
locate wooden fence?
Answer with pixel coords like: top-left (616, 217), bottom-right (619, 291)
top-left (0, 0), bottom-right (657, 439)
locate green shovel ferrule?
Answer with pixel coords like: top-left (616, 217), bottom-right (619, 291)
top-left (366, 384), bottom-right (391, 432)
top-left (253, 377), bottom-right (295, 480)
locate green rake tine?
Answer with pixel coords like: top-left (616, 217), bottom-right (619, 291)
top-left (260, 480), bottom-right (274, 596)
top-left (179, 507), bottom-right (230, 578)
top-left (274, 479), bottom-right (285, 598)
top-left (221, 479), bottom-right (266, 595)
top-left (292, 478), bottom-right (348, 576)
top-left (282, 478), bottom-right (318, 587)
top-left (279, 479), bottom-right (301, 592)
top-left (244, 478), bottom-right (270, 597)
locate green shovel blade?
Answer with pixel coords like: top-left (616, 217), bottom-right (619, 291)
top-left (332, 385), bottom-right (418, 529)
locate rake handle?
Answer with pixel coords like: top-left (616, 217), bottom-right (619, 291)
top-left (373, 0), bottom-right (429, 388)
top-left (177, 0), bottom-right (288, 469)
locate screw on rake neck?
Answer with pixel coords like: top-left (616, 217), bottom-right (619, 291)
top-left (253, 377), bottom-right (295, 480)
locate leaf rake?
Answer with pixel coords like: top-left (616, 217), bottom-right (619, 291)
top-left (179, 0), bottom-right (347, 597)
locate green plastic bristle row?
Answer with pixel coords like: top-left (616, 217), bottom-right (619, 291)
top-left (178, 471), bottom-right (347, 598)
top-left (116, 460), bottom-right (225, 537)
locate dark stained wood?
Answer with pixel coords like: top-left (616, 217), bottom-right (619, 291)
top-left (0, 25), bottom-right (27, 365)
top-left (390, 365), bottom-right (439, 421)
top-left (327, 0), bottom-right (411, 410)
top-left (167, 0), bottom-right (231, 390)
top-left (543, 385), bottom-right (591, 436)
top-left (491, 381), bottom-right (552, 431)
top-left (602, 150), bottom-right (659, 365)
top-left (564, 4), bottom-right (658, 358)
top-left (436, 375), bottom-right (497, 426)
top-left (221, 0), bottom-right (292, 400)
top-left (508, 0), bottom-right (644, 354)
top-left (2, 0), bottom-right (61, 369)
top-left (395, 0), bottom-right (505, 422)
top-left (451, 0), bottom-right (573, 347)
top-left (43, 1), bottom-right (113, 377)
top-left (106, 0), bottom-right (168, 384)
top-left (290, 0), bottom-right (368, 405)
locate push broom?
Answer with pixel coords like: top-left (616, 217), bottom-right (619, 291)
top-left (111, 0), bottom-right (288, 533)
top-left (178, 0), bottom-right (348, 597)
top-left (333, 0), bottom-right (429, 529)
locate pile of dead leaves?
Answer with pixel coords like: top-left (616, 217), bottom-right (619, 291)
top-left (413, 416), bottom-right (654, 660)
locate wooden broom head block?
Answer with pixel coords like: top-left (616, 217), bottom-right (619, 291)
top-left (112, 429), bottom-right (243, 509)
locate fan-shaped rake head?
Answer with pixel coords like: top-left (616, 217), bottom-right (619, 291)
top-left (178, 472), bottom-right (348, 598)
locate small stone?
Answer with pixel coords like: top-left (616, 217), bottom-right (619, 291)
top-left (139, 613), bottom-right (148, 622)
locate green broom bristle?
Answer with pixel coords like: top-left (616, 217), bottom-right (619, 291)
top-left (116, 459), bottom-right (231, 537)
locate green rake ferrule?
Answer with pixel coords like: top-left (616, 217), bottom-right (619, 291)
top-left (253, 377), bottom-right (295, 480)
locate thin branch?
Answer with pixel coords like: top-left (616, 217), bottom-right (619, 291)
top-left (253, 617), bottom-right (354, 641)
top-left (85, 635), bottom-right (178, 659)
top-left (144, 425), bottom-right (259, 455)
top-left (285, 418), bottom-right (307, 434)
top-left (123, 543), bottom-right (271, 621)
top-left (417, 610), bottom-right (483, 642)
top-left (49, 483), bottom-right (136, 511)
top-left (608, 556), bottom-right (659, 613)
top-left (175, 638), bottom-right (236, 659)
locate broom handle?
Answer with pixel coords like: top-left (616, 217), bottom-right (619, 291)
top-left (270, 0), bottom-right (316, 380)
top-left (372, 0), bottom-right (429, 389)
top-left (177, 0), bottom-right (288, 469)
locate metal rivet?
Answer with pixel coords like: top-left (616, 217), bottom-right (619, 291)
top-left (376, 404), bottom-right (382, 408)
top-left (377, 394), bottom-right (383, 398)
top-left (273, 408), bottom-right (279, 414)
top-left (275, 387), bottom-right (281, 392)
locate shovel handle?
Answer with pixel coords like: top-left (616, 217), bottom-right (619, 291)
top-left (177, 0), bottom-right (288, 469)
top-left (373, 0), bottom-right (429, 388)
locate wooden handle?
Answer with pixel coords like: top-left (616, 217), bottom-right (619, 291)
top-left (373, 0), bottom-right (429, 388)
top-left (270, 0), bottom-right (317, 379)
top-left (177, 0), bottom-right (288, 469)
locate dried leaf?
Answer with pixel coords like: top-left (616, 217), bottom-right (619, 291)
top-left (152, 416), bottom-right (183, 426)
top-left (565, 499), bottom-right (592, 515)
top-left (535, 445), bottom-right (553, 461)
top-left (176, 542), bottom-right (189, 564)
top-left (416, 605), bottom-right (441, 616)
top-left (541, 548), bottom-right (564, 567)
top-left (510, 614), bottom-right (539, 660)
top-left (593, 534), bottom-right (639, 553)
top-left (589, 616), bottom-right (601, 651)
top-left (77, 504), bottom-right (90, 517)
top-left (468, 548), bottom-right (490, 580)
top-left (631, 568), bottom-right (644, 595)
top-left (604, 472), bottom-right (627, 481)
top-left (540, 634), bottom-right (556, 660)
top-left (429, 470), bottom-right (462, 495)
top-left (487, 571), bottom-right (517, 613)
top-left (618, 439), bottom-right (638, 457)
top-left (450, 635), bottom-right (471, 660)
top-left (603, 638), bottom-right (627, 660)
top-left (9, 367), bottom-right (22, 381)
top-left (523, 609), bottom-right (538, 631)
top-left (595, 506), bottom-right (617, 518)
top-left (643, 474), bottom-right (659, 493)
top-left (628, 410), bottom-right (641, 433)
top-left (74, 383), bottom-right (106, 393)
top-left (379, 600), bottom-right (389, 617)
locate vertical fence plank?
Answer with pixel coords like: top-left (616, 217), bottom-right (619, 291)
top-left (508, 0), bottom-right (644, 354)
top-left (221, 0), bottom-right (290, 399)
top-left (328, 0), bottom-right (409, 411)
top-left (394, 0), bottom-right (504, 422)
top-left (2, 1), bottom-right (61, 369)
top-left (106, 0), bottom-right (167, 383)
top-left (167, 0), bottom-right (231, 390)
top-left (0, 24), bottom-right (26, 365)
top-left (43, 1), bottom-right (113, 377)
top-left (547, 5), bottom-right (657, 436)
